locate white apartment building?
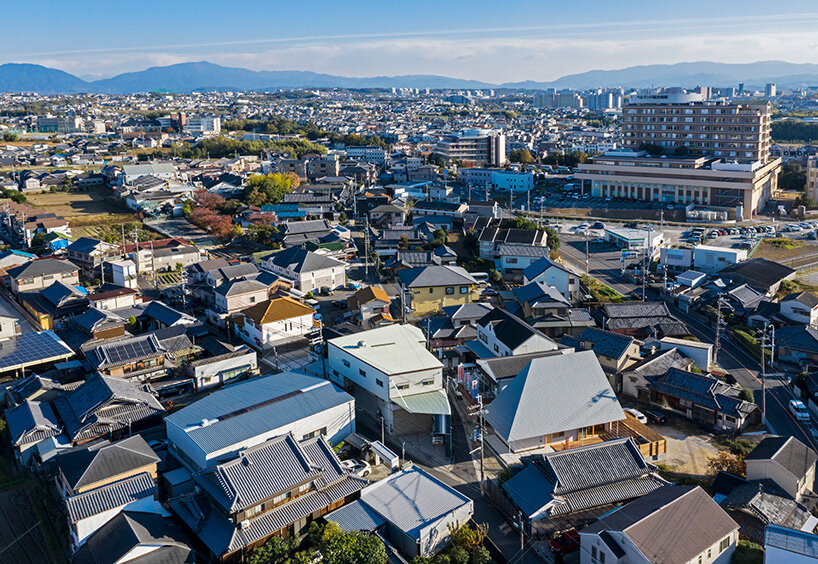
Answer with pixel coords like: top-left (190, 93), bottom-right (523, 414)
top-left (436, 130), bottom-right (505, 167)
top-left (184, 116), bottom-right (221, 135)
top-left (460, 168), bottom-right (534, 193)
top-left (345, 146), bottom-right (387, 166)
top-left (107, 259), bottom-right (138, 289)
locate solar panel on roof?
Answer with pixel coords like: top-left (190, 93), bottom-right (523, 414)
top-left (0, 331), bottom-right (73, 373)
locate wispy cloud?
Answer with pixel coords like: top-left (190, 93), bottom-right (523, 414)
top-left (14, 14), bottom-right (818, 82)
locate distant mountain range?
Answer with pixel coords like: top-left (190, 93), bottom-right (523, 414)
top-left (3, 60), bottom-right (818, 94)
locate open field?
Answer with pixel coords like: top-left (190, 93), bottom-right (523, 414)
top-left (21, 187), bottom-right (132, 220)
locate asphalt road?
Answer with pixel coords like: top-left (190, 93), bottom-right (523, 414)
top-left (558, 237), bottom-right (818, 452)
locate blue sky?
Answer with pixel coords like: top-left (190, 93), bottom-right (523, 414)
top-left (4, 1), bottom-right (818, 81)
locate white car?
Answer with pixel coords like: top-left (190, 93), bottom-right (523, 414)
top-left (341, 459), bottom-right (372, 477)
top-left (624, 408), bottom-right (648, 424)
top-left (789, 400), bottom-right (810, 422)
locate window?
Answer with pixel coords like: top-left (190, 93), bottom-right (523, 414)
top-left (719, 536), bottom-right (731, 552)
top-left (459, 286), bottom-right (469, 294)
top-left (342, 360), bottom-right (350, 368)
top-left (359, 368), bottom-right (366, 377)
top-left (376, 378), bottom-right (384, 387)
top-left (397, 383), bottom-right (409, 390)
top-left (429, 288), bottom-right (434, 294)
top-left (249, 296), bottom-right (256, 303)
top-left (445, 287), bottom-right (455, 295)
top-left (421, 378), bottom-right (435, 386)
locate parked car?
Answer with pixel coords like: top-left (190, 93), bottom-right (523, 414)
top-left (341, 459), bottom-right (372, 477)
top-left (549, 529), bottom-right (581, 555)
top-left (624, 408), bottom-right (648, 424)
top-left (644, 410), bottom-right (667, 424)
top-left (147, 439), bottom-right (168, 451)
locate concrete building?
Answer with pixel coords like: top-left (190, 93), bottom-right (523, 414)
top-left (345, 146), bottom-right (387, 166)
top-left (183, 116), bottom-right (220, 135)
top-left (622, 91), bottom-right (772, 163)
top-left (459, 168), bottom-right (534, 193)
top-left (326, 324), bottom-right (449, 438)
top-left (693, 245), bottom-right (748, 274)
top-left (534, 90), bottom-right (584, 109)
top-left (435, 130), bottom-right (505, 167)
top-left (807, 156), bottom-right (818, 202)
top-left (37, 116), bottom-right (83, 133)
top-left (106, 259), bottom-right (138, 289)
top-left (577, 151), bottom-right (781, 219)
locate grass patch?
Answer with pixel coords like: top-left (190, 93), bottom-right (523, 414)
top-left (582, 275), bottom-right (624, 303)
top-left (763, 237), bottom-right (804, 250)
top-left (732, 539), bottom-right (763, 564)
top-left (72, 221), bottom-right (163, 243)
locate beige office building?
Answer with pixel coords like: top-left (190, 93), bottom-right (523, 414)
top-left (622, 92), bottom-right (772, 163)
top-left (576, 152), bottom-right (780, 219)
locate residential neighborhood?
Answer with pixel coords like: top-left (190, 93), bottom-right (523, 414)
top-left (3, 9), bottom-right (818, 563)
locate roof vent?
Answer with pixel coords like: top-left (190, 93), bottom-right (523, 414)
top-left (358, 340), bottom-right (367, 348)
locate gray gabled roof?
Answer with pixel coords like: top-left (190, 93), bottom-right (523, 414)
top-left (4, 399), bottom-right (61, 446)
top-left (522, 256), bottom-right (577, 281)
top-left (71, 510), bottom-right (192, 564)
top-left (55, 435), bottom-right (160, 492)
top-left (65, 472), bottom-right (157, 523)
top-left (484, 350), bottom-right (625, 444)
top-left (397, 265), bottom-right (476, 288)
top-left (7, 258), bottom-right (78, 279)
top-left (214, 278), bottom-right (268, 297)
top-left (265, 246), bottom-right (344, 273)
top-left (746, 436), bottom-right (818, 480)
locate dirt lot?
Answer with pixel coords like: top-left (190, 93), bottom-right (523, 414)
top-left (21, 186), bottom-right (133, 220)
top-left (654, 424), bottom-right (720, 476)
top-left (754, 238), bottom-right (818, 263)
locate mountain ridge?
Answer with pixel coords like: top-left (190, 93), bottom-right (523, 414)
top-left (2, 60), bottom-right (818, 94)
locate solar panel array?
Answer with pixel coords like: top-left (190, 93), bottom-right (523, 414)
top-left (0, 331), bottom-right (73, 372)
top-left (101, 337), bottom-right (157, 365)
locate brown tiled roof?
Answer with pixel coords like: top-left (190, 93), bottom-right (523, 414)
top-left (347, 285), bottom-right (390, 311)
top-left (240, 296), bottom-right (315, 325)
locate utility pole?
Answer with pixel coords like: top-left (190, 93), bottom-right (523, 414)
top-left (518, 511), bottom-right (524, 553)
top-left (715, 295), bottom-right (726, 366)
top-left (477, 394), bottom-right (485, 496)
top-left (761, 323), bottom-right (768, 424)
top-left (585, 230), bottom-right (590, 276)
top-left (380, 415), bottom-right (385, 445)
top-left (364, 215), bottom-right (370, 280)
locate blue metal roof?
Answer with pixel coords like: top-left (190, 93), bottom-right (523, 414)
top-left (165, 372), bottom-right (353, 456)
top-left (326, 499), bottom-right (386, 532)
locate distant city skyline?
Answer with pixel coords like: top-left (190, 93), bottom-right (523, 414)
top-left (4, 1), bottom-right (818, 82)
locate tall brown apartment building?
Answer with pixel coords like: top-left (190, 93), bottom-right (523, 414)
top-left (622, 93), bottom-right (772, 164)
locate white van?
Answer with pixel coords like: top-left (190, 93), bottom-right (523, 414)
top-left (789, 400), bottom-right (810, 422)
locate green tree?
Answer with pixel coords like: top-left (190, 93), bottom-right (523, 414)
top-left (244, 172), bottom-right (300, 204)
top-left (2, 132), bottom-right (18, 142)
top-left (319, 522), bottom-right (387, 564)
top-left (247, 535), bottom-right (296, 564)
top-left (544, 226), bottom-right (560, 252)
top-left (508, 149), bottom-right (535, 164)
top-left (739, 388), bottom-right (754, 402)
top-left (779, 163), bottom-right (807, 191)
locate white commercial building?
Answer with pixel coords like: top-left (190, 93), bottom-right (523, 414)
top-left (693, 245), bottom-right (748, 274)
top-left (326, 324), bottom-right (449, 438)
top-left (166, 372), bottom-right (355, 471)
top-left (346, 146), bottom-right (387, 166)
top-left (184, 116), bottom-right (221, 135)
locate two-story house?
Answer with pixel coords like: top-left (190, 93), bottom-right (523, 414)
top-left (169, 434), bottom-right (368, 562)
top-left (780, 292), bottom-right (818, 326)
top-left (209, 279), bottom-right (269, 327)
top-left (522, 256), bottom-right (581, 302)
top-left (346, 285), bottom-right (393, 329)
top-left (64, 237), bottom-right (121, 278)
top-left (7, 258), bottom-right (79, 295)
top-left (580, 485), bottom-right (739, 564)
top-left (471, 307), bottom-right (557, 359)
top-left (262, 246), bottom-right (346, 293)
top-left (233, 296), bottom-right (316, 350)
top-left (397, 265), bottom-right (478, 317)
top-left (327, 324), bottom-right (449, 439)
top-left (745, 436), bottom-right (817, 504)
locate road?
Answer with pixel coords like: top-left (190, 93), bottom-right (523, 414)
top-left (558, 236), bottom-right (818, 452)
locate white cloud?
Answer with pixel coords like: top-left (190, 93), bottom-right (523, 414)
top-left (17, 22), bottom-right (818, 82)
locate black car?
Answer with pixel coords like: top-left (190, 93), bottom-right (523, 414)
top-left (644, 410), bottom-right (667, 424)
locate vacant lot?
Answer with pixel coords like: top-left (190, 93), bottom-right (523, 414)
top-left (21, 187), bottom-right (133, 220)
top-left (754, 238), bottom-right (818, 263)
